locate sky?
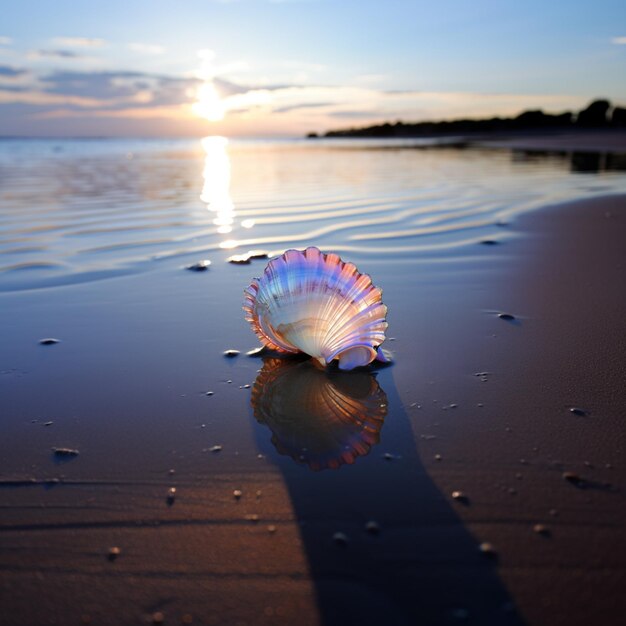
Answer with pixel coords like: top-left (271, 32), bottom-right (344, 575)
top-left (0, 0), bottom-right (625, 137)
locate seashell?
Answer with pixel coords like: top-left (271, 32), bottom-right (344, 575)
top-left (243, 247), bottom-right (387, 370)
top-left (251, 357), bottom-right (387, 471)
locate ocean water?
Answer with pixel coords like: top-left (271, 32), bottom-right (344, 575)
top-left (1, 137), bottom-right (625, 292)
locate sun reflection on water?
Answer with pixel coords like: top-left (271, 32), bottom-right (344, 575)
top-left (201, 136), bottom-right (235, 235)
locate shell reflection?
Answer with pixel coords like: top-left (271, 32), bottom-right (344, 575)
top-left (251, 358), bottom-right (387, 471)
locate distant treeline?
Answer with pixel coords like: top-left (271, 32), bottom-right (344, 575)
top-left (307, 99), bottom-right (626, 139)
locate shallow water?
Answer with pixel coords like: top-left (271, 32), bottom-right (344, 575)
top-left (1, 137), bottom-right (626, 292)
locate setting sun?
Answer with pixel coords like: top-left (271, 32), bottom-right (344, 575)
top-left (192, 82), bottom-right (225, 122)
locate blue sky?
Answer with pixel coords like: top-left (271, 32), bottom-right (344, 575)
top-left (1, 0), bottom-right (625, 136)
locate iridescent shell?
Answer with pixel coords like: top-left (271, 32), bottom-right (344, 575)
top-left (251, 358), bottom-right (387, 470)
top-left (243, 247), bottom-right (388, 370)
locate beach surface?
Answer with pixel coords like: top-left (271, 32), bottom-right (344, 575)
top-left (1, 139), bottom-right (625, 626)
top-left (475, 129), bottom-right (626, 153)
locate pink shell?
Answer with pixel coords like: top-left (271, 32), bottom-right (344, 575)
top-left (243, 247), bottom-right (387, 370)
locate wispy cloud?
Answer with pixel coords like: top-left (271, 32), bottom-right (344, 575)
top-left (52, 37), bottom-right (105, 48)
top-left (29, 49), bottom-right (81, 59)
top-left (128, 42), bottom-right (166, 55)
top-left (37, 70), bottom-right (196, 108)
top-left (0, 65), bottom-right (27, 77)
top-left (611, 36), bottom-right (626, 45)
top-left (0, 36), bottom-right (12, 46)
top-left (273, 101), bottom-right (333, 113)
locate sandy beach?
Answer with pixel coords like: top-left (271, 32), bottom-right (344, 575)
top-left (1, 139), bottom-right (625, 626)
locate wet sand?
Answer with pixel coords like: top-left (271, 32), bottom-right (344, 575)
top-left (1, 191), bottom-right (625, 625)
top-left (475, 129), bottom-right (626, 153)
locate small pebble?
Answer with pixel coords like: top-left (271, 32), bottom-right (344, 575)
top-left (52, 447), bottom-right (79, 457)
top-left (569, 407), bottom-right (587, 416)
top-left (107, 546), bottom-right (121, 561)
top-left (227, 254), bottom-right (251, 264)
top-left (451, 490), bottom-right (469, 503)
top-left (168, 469), bottom-right (175, 476)
top-left (233, 489), bottom-right (242, 500)
top-left (209, 445), bottom-right (222, 453)
top-left (185, 260), bottom-right (211, 271)
top-left (223, 349), bottom-right (240, 358)
top-left (246, 250), bottom-right (269, 260)
top-left (365, 520), bottom-right (380, 534)
top-left (152, 612), bottom-right (165, 625)
top-left (435, 454), bottom-right (442, 461)
top-left (478, 542), bottom-right (497, 558)
top-left (44, 421), bottom-right (53, 427)
top-left (498, 313), bottom-right (515, 320)
top-left (562, 471), bottom-right (584, 485)
top-left (256, 490), bottom-right (262, 498)
top-left (267, 525), bottom-right (277, 534)
top-left (333, 532), bottom-right (349, 545)
top-left (246, 346), bottom-right (267, 357)
top-left (167, 487), bottom-right (176, 504)
top-left (245, 514), bottom-right (260, 523)
top-left (39, 338), bottom-right (60, 345)
top-left (533, 523), bottom-right (551, 536)
top-left (205, 391), bottom-right (214, 396)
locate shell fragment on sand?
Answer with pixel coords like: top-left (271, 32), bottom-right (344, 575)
top-left (185, 260), bottom-right (211, 271)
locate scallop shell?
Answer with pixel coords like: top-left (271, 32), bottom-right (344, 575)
top-left (251, 357), bottom-right (387, 471)
top-left (243, 247), bottom-right (387, 370)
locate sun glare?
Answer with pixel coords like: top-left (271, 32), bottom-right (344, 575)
top-left (193, 82), bottom-right (225, 122)
top-left (201, 136), bottom-right (235, 235)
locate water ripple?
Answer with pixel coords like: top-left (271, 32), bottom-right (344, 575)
top-left (1, 138), bottom-right (625, 292)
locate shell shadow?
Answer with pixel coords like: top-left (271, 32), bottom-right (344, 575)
top-left (250, 358), bottom-right (526, 626)
top-left (251, 357), bottom-right (387, 471)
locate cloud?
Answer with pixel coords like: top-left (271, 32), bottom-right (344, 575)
top-left (128, 42), bottom-right (166, 55)
top-left (328, 109), bottom-right (387, 119)
top-left (0, 65), bottom-right (27, 77)
top-left (611, 36), bottom-right (626, 45)
top-left (30, 49), bottom-right (81, 59)
top-left (32, 70), bottom-right (198, 110)
top-left (0, 36), bottom-right (12, 46)
top-left (0, 84), bottom-right (30, 93)
top-left (52, 37), bottom-right (105, 48)
top-left (273, 101), bottom-right (334, 113)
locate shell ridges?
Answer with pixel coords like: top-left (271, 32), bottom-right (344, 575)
top-left (243, 247), bottom-right (387, 370)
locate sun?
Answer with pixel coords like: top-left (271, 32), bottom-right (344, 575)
top-left (192, 82), bottom-right (225, 122)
